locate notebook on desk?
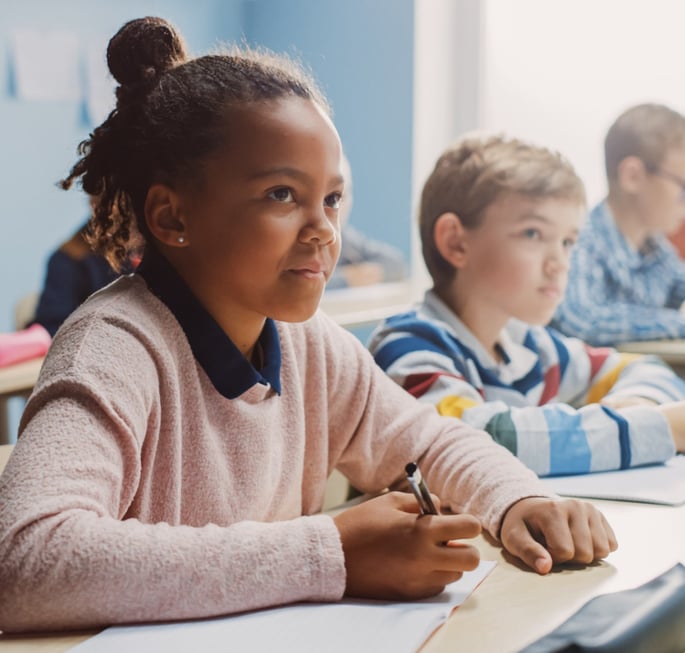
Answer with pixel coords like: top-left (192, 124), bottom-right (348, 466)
top-left (541, 455), bottom-right (685, 505)
top-left (69, 561), bottom-right (495, 653)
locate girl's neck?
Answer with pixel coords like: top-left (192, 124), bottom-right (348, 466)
top-left (166, 249), bottom-right (266, 361)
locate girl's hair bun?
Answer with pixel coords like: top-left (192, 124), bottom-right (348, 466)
top-left (107, 16), bottom-right (187, 95)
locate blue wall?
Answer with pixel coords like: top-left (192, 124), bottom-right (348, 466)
top-left (0, 0), bottom-right (415, 333)
top-left (245, 0), bottom-right (414, 258)
top-left (0, 0), bottom-right (245, 333)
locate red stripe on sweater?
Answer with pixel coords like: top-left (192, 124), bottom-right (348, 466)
top-left (403, 371), bottom-right (471, 399)
top-left (585, 345), bottom-right (613, 378)
top-left (539, 365), bottom-right (560, 404)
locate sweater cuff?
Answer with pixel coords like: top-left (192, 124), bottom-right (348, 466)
top-left (306, 514), bottom-right (346, 601)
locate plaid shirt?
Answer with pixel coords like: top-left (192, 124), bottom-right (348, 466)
top-left (551, 200), bottom-right (685, 345)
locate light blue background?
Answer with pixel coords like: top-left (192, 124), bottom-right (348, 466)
top-left (0, 0), bottom-right (414, 332)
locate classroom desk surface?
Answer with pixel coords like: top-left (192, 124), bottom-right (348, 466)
top-left (1, 442), bottom-right (683, 652)
top-left (0, 358), bottom-right (43, 398)
top-left (320, 280), bottom-right (419, 328)
top-left (617, 338), bottom-right (685, 365)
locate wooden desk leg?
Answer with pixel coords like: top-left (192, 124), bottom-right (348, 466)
top-left (0, 397), bottom-right (9, 445)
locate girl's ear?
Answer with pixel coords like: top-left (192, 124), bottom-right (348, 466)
top-left (434, 212), bottom-right (469, 268)
top-left (145, 184), bottom-right (189, 247)
top-left (616, 155), bottom-right (648, 194)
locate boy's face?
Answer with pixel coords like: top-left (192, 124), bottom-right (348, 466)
top-left (640, 146), bottom-right (685, 235)
top-left (458, 192), bottom-right (584, 326)
top-left (170, 96), bottom-right (344, 329)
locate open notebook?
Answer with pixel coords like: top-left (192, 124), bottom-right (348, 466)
top-left (542, 454), bottom-right (685, 505)
top-left (70, 561), bottom-right (495, 653)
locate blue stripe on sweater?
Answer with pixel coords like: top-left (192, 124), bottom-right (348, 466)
top-left (544, 407), bottom-right (591, 475)
top-left (373, 334), bottom-right (447, 371)
top-left (380, 315), bottom-right (517, 391)
top-left (601, 405), bottom-right (631, 469)
top-left (548, 329), bottom-right (570, 379)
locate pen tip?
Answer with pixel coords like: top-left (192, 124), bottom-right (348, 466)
top-left (405, 462), bottom-right (417, 475)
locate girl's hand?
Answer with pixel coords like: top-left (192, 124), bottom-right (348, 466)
top-left (333, 491), bottom-right (481, 600)
top-left (499, 497), bottom-right (617, 574)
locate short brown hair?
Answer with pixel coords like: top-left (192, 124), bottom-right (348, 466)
top-left (419, 133), bottom-right (586, 290)
top-left (604, 103), bottom-right (685, 182)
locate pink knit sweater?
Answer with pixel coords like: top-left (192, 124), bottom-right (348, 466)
top-left (0, 275), bottom-right (547, 632)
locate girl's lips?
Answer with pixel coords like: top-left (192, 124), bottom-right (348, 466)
top-left (289, 264), bottom-right (327, 280)
top-left (290, 261), bottom-right (326, 274)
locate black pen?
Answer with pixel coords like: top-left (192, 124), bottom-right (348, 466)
top-left (405, 462), bottom-right (438, 515)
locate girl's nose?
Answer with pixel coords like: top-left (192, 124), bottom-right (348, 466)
top-left (301, 207), bottom-right (338, 246)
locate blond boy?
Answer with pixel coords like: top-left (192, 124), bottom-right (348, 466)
top-left (369, 134), bottom-right (685, 477)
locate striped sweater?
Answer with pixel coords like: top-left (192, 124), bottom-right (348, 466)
top-left (369, 290), bottom-right (685, 477)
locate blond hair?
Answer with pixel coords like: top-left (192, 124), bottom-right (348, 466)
top-left (604, 103), bottom-right (685, 183)
top-left (419, 133), bottom-right (586, 290)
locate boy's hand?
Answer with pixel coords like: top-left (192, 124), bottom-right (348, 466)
top-left (654, 401), bottom-right (685, 452)
top-left (499, 497), bottom-right (617, 574)
top-left (600, 395), bottom-right (658, 410)
top-left (333, 491), bottom-right (481, 600)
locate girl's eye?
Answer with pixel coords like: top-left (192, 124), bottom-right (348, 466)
top-left (268, 187), bottom-right (294, 203)
top-left (563, 237), bottom-right (577, 250)
top-left (325, 192), bottom-right (342, 210)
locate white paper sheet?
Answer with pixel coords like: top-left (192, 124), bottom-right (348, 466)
top-left (10, 29), bottom-right (80, 101)
top-left (542, 455), bottom-right (685, 505)
top-left (69, 560), bottom-right (496, 653)
top-left (84, 37), bottom-right (116, 126)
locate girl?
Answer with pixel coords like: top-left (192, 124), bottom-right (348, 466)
top-left (0, 18), bottom-right (615, 633)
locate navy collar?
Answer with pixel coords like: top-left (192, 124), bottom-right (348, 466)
top-left (136, 246), bottom-right (281, 398)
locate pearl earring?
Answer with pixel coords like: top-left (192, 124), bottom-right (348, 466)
top-left (177, 236), bottom-right (185, 244)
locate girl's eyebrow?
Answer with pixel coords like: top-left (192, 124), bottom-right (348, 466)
top-left (248, 167), bottom-right (345, 187)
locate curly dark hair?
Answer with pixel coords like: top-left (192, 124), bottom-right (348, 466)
top-left (61, 16), bottom-right (329, 271)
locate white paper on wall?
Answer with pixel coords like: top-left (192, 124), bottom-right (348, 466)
top-left (10, 29), bottom-right (80, 101)
top-left (84, 37), bottom-right (116, 126)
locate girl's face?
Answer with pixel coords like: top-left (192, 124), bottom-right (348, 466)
top-left (171, 96), bottom-right (343, 336)
top-left (458, 192), bottom-right (584, 327)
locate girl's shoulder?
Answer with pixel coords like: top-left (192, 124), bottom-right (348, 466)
top-left (43, 275), bottom-right (187, 380)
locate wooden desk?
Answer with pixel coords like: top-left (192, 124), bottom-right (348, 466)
top-left (0, 443), bottom-right (14, 471)
top-left (427, 499), bottom-right (685, 652)
top-left (617, 339), bottom-right (685, 375)
top-left (320, 281), bottom-right (419, 329)
top-left (0, 357), bottom-right (43, 445)
top-left (1, 445), bottom-right (683, 652)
